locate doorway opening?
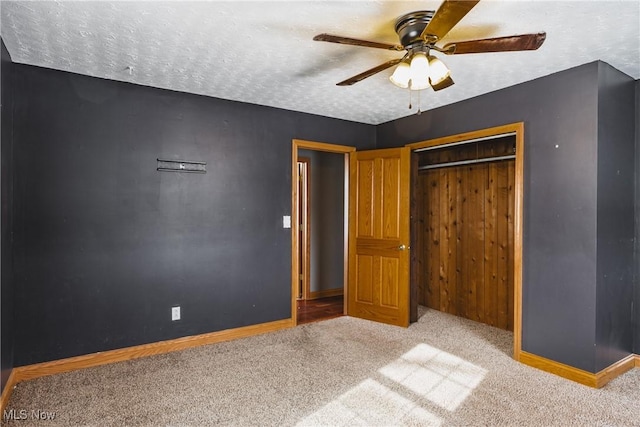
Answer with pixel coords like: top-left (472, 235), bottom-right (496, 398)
top-left (406, 123), bottom-right (524, 359)
top-left (291, 140), bottom-right (355, 326)
top-left (414, 134), bottom-right (515, 330)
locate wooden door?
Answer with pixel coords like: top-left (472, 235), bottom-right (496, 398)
top-left (348, 148), bottom-right (411, 327)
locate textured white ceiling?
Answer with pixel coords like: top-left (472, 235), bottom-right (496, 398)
top-left (1, 1), bottom-right (639, 124)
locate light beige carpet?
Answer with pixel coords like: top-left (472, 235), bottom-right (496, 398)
top-left (4, 307), bottom-right (640, 426)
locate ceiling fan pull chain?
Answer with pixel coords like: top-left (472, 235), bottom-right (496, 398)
top-left (417, 89), bottom-right (422, 115)
top-left (408, 86), bottom-right (412, 110)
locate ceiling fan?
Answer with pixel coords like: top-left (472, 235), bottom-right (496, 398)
top-left (313, 0), bottom-right (546, 92)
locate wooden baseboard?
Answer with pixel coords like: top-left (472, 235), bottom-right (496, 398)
top-left (635, 354), bottom-right (640, 368)
top-left (520, 351), bottom-right (637, 388)
top-left (595, 354), bottom-right (637, 387)
top-left (519, 351), bottom-right (599, 387)
top-left (0, 369), bottom-right (18, 419)
top-left (3, 317), bottom-right (293, 401)
top-left (308, 288), bottom-right (343, 300)
top-left (0, 369), bottom-right (19, 415)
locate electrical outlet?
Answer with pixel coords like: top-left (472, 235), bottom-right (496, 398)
top-left (171, 306), bottom-right (181, 321)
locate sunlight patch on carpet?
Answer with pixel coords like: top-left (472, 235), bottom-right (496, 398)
top-left (379, 343), bottom-right (487, 411)
top-left (295, 378), bottom-right (442, 426)
top-left (296, 343), bottom-right (486, 425)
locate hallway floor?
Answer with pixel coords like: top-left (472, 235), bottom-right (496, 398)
top-left (297, 295), bottom-right (343, 325)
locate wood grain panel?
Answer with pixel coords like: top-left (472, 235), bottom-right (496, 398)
top-left (355, 238), bottom-right (401, 257)
top-left (381, 257), bottom-right (400, 308)
top-left (382, 157), bottom-right (400, 239)
top-left (417, 148), bottom-right (514, 331)
top-left (356, 255), bottom-right (375, 304)
top-left (439, 168), bottom-right (451, 314)
top-left (469, 164), bottom-right (485, 323)
top-left (357, 160), bottom-right (375, 238)
top-left (425, 172), bottom-right (440, 309)
top-left (410, 152), bottom-right (423, 322)
top-left (456, 166), bottom-right (468, 319)
top-left (507, 161), bottom-right (515, 331)
top-left (484, 162), bottom-right (498, 327)
top-left (373, 158), bottom-right (384, 239)
top-left (446, 167), bottom-right (458, 316)
top-left (496, 162), bottom-right (510, 330)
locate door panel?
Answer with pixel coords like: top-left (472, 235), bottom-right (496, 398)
top-left (356, 159), bottom-right (375, 238)
top-left (348, 148), bottom-right (410, 327)
top-left (356, 255), bottom-right (374, 303)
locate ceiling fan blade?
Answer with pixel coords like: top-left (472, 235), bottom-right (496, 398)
top-left (336, 59), bottom-right (403, 86)
top-left (431, 76), bottom-right (455, 91)
top-left (313, 34), bottom-right (403, 51)
top-left (443, 32), bottom-right (547, 54)
top-left (421, 0), bottom-right (481, 41)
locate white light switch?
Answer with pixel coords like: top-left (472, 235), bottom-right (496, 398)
top-left (283, 215), bottom-right (291, 229)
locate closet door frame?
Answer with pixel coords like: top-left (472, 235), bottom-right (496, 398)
top-left (406, 122), bottom-right (524, 360)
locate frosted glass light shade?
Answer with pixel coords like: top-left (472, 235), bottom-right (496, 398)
top-left (409, 52), bottom-right (430, 90)
top-left (389, 62), bottom-right (411, 88)
top-left (428, 56), bottom-right (451, 86)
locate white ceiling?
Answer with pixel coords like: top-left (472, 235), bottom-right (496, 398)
top-left (1, 1), bottom-right (639, 125)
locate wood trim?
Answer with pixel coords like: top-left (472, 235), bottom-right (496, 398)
top-left (11, 319), bottom-right (292, 384)
top-left (297, 157), bottom-right (311, 300)
top-left (293, 139), bottom-right (356, 154)
top-left (519, 351), bottom-right (599, 387)
top-left (343, 153), bottom-right (349, 316)
top-left (308, 288), bottom-right (344, 300)
top-left (405, 123), bottom-right (522, 151)
top-left (595, 354), bottom-right (637, 388)
top-left (292, 139), bottom-right (355, 325)
top-left (292, 142), bottom-right (298, 323)
top-left (0, 370), bottom-right (18, 415)
top-left (405, 122), bottom-right (524, 359)
top-left (409, 150), bottom-right (419, 323)
top-left (635, 354), bottom-right (640, 368)
top-left (512, 122), bottom-right (524, 360)
top-left (520, 351), bottom-right (638, 388)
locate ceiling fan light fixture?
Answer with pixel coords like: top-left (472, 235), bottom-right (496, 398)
top-left (409, 52), bottom-right (430, 90)
top-left (389, 61), bottom-right (411, 89)
top-left (428, 55), bottom-right (451, 86)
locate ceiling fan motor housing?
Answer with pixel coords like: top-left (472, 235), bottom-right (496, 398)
top-left (395, 11), bottom-right (435, 48)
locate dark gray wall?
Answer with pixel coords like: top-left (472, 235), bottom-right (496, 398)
top-left (1, 39), bottom-right (15, 391)
top-left (298, 149), bottom-right (344, 294)
top-left (378, 62), bottom-right (602, 371)
top-left (12, 64), bottom-right (375, 365)
top-left (635, 79), bottom-right (640, 355)
top-left (594, 63), bottom-right (636, 371)
top-left (5, 57), bottom-right (639, 372)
